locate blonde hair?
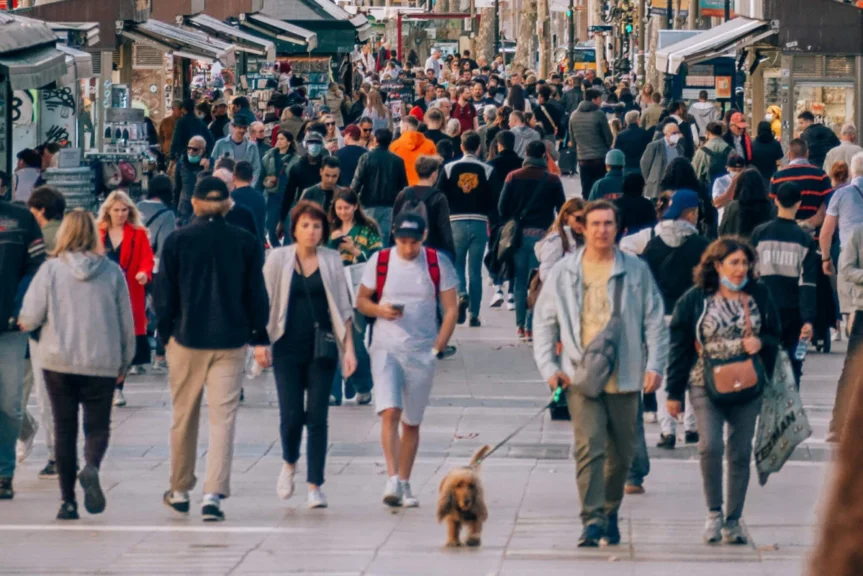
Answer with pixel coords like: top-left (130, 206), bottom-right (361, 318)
top-left (366, 90), bottom-right (387, 118)
top-left (98, 190), bottom-right (141, 229)
top-left (53, 209), bottom-right (102, 256)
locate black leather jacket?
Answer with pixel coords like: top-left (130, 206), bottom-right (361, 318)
top-left (350, 148), bottom-right (409, 208)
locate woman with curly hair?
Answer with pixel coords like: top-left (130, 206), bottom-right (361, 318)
top-left (97, 191), bottom-right (154, 406)
top-left (666, 237), bottom-right (781, 545)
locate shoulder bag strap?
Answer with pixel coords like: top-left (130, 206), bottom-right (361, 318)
top-left (295, 257), bottom-right (321, 329)
top-left (742, 294), bottom-right (753, 338)
top-left (540, 105), bottom-right (558, 135)
top-left (145, 207), bottom-right (171, 228)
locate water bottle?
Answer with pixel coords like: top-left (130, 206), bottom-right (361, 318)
top-left (794, 338), bottom-right (808, 361)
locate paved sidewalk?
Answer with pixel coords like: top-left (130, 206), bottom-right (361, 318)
top-left (1, 177), bottom-right (836, 575)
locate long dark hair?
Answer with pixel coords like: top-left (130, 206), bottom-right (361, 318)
top-left (507, 85), bottom-right (526, 112)
top-left (548, 198), bottom-right (585, 254)
top-left (329, 188), bottom-right (379, 234)
top-left (755, 120), bottom-right (774, 142)
top-left (693, 236), bottom-right (757, 294)
top-left (729, 168), bottom-right (772, 237)
top-left (660, 157), bottom-right (701, 193)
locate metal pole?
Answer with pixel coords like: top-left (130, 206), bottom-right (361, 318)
top-left (688, 0), bottom-right (699, 30)
top-left (666, 0), bottom-right (672, 30)
top-left (495, 0), bottom-right (500, 58)
top-left (724, 0), bottom-right (730, 21)
top-left (637, 0), bottom-right (645, 82)
top-left (569, 0), bottom-right (575, 72)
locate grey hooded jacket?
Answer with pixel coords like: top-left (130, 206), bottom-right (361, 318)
top-left (511, 125), bottom-right (541, 158)
top-left (532, 247), bottom-right (668, 389)
top-left (568, 100), bottom-right (614, 162)
top-left (18, 252), bottom-right (136, 378)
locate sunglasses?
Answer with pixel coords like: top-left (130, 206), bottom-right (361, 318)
top-left (360, 128), bottom-right (371, 133)
top-left (325, 122), bottom-right (335, 126)
top-left (187, 146), bottom-right (202, 152)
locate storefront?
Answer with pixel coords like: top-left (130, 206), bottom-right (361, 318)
top-left (0, 13), bottom-right (86, 174)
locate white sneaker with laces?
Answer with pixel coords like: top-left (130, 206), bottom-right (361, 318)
top-left (505, 294), bottom-right (515, 311)
top-left (383, 476), bottom-right (403, 507)
top-left (16, 421), bottom-right (38, 463)
top-left (277, 463), bottom-right (295, 500)
top-left (113, 390), bottom-right (127, 407)
top-left (489, 290), bottom-right (504, 308)
top-left (307, 489), bottom-right (328, 509)
top-left (400, 480), bottom-right (419, 508)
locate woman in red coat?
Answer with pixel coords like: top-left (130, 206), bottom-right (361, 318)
top-left (98, 191), bottom-right (154, 407)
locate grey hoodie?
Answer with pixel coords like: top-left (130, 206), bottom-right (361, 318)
top-left (511, 125), bottom-right (541, 158)
top-left (619, 219), bottom-right (699, 256)
top-left (689, 101), bottom-right (719, 137)
top-left (19, 252), bottom-right (136, 378)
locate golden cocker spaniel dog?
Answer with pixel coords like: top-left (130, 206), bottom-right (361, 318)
top-left (437, 445), bottom-right (490, 547)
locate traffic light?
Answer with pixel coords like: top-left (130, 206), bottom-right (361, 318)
top-left (566, 9), bottom-right (573, 17)
top-left (624, 22), bottom-right (633, 34)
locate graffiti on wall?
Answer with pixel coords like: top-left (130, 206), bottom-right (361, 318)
top-left (40, 87), bottom-right (76, 148)
top-left (12, 90), bottom-right (38, 162)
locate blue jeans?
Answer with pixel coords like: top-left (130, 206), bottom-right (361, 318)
top-left (451, 220), bottom-right (489, 319)
top-left (513, 234), bottom-right (540, 329)
top-left (266, 190), bottom-right (284, 248)
top-left (331, 319), bottom-right (373, 403)
top-left (0, 331), bottom-right (27, 478)
top-left (627, 392), bottom-right (650, 487)
top-left (366, 207), bottom-right (393, 248)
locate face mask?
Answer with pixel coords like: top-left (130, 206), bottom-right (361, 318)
top-left (187, 154), bottom-right (202, 164)
top-left (307, 143), bottom-right (323, 157)
top-left (720, 275), bottom-right (749, 292)
top-left (668, 134), bottom-right (681, 145)
top-left (765, 113), bottom-right (774, 122)
top-left (196, 113), bottom-right (206, 120)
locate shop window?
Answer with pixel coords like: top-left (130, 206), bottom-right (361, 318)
top-left (794, 82), bottom-right (855, 138)
top-left (826, 56), bottom-right (855, 77)
top-left (793, 56), bottom-right (821, 76)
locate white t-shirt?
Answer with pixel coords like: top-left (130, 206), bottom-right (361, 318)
top-left (360, 249), bottom-right (457, 351)
top-left (712, 174), bottom-right (733, 225)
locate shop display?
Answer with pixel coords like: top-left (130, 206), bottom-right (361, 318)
top-left (279, 57), bottom-right (331, 100)
top-left (794, 82), bottom-right (855, 138)
top-left (102, 107), bottom-right (151, 156)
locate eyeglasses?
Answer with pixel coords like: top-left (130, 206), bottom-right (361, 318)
top-left (187, 146), bottom-right (202, 152)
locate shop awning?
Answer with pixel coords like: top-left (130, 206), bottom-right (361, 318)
top-left (259, 0), bottom-right (372, 43)
top-left (0, 12), bottom-right (59, 54)
top-left (238, 13), bottom-right (318, 51)
top-left (182, 14), bottom-right (276, 61)
top-left (56, 43), bottom-right (94, 85)
top-left (117, 20), bottom-right (236, 66)
top-left (49, 22), bottom-right (101, 47)
top-left (656, 17), bottom-right (777, 75)
top-left (0, 44), bottom-right (68, 90)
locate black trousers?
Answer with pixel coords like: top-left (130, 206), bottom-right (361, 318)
top-left (43, 370), bottom-right (115, 503)
top-left (578, 160), bottom-right (606, 199)
top-left (779, 308), bottom-right (804, 389)
top-left (273, 354), bottom-right (336, 486)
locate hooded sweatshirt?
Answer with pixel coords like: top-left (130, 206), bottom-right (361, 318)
top-left (640, 220), bottom-right (710, 314)
top-left (767, 105), bottom-right (782, 140)
top-left (18, 252), bottom-right (136, 377)
top-left (510, 125), bottom-right (541, 158)
top-left (390, 130), bottom-right (437, 185)
top-left (689, 101), bottom-right (720, 137)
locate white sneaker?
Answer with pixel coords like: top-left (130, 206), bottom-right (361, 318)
top-left (277, 463), bottom-right (295, 500)
top-left (644, 412), bottom-right (658, 424)
top-left (401, 480), bottom-right (419, 508)
top-left (113, 390), bottom-right (127, 407)
top-left (383, 476), bottom-right (403, 507)
top-left (505, 294), bottom-right (515, 311)
top-left (307, 489), bottom-right (328, 509)
top-left (16, 422), bottom-right (38, 463)
top-left (489, 290), bottom-right (505, 308)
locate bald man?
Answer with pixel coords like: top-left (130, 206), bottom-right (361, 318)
top-left (174, 135), bottom-right (210, 224)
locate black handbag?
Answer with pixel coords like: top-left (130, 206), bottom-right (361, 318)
top-left (296, 258), bottom-right (339, 363)
top-left (496, 173), bottom-right (550, 263)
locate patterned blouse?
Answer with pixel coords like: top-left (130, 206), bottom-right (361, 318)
top-left (327, 224), bottom-right (382, 265)
top-left (690, 293), bottom-right (762, 387)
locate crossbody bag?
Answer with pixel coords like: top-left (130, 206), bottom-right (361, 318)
top-left (296, 258), bottom-right (339, 362)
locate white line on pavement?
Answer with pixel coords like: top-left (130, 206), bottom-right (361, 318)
top-left (0, 524), bottom-right (306, 534)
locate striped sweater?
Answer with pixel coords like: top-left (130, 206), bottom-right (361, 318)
top-left (769, 162), bottom-right (833, 238)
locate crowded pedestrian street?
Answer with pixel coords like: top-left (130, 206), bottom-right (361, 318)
top-left (0, 179), bottom-right (840, 575)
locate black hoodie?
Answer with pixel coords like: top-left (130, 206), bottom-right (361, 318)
top-left (801, 123), bottom-right (840, 171)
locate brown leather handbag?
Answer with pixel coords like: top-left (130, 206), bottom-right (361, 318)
top-left (700, 296), bottom-right (766, 406)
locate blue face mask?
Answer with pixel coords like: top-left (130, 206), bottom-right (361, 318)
top-left (307, 143), bottom-right (323, 157)
top-left (188, 153), bottom-right (202, 164)
top-left (720, 276), bottom-right (748, 292)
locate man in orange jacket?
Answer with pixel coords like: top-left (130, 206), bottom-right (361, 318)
top-left (390, 115), bottom-right (437, 186)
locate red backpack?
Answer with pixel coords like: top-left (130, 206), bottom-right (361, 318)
top-left (374, 247), bottom-right (441, 302)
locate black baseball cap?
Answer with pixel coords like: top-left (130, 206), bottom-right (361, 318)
top-left (392, 211), bottom-right (426, 241)
top-left (193, 176), bottom-right (230, 201)
top-left (231, 116), bottom-right (250, 128)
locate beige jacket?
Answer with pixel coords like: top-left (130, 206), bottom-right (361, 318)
top-left (262, 245), bottom-right (354, 351)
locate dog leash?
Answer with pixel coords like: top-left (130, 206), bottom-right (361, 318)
top-left (470, 385), bottom-right (564, 469)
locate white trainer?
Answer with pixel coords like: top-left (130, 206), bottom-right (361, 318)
top-left (113, 390), bottom-right (127, 407)
top-left (401, 480), bottom-right (419, 508)
top-left (382, 476), bottom-right (403, 507)
top-left (277, 463), bottom-right (295, 500)
top-left (489, 290), bottom-right (505, 308)
top-left (307, 489), bottom-right (328, 509)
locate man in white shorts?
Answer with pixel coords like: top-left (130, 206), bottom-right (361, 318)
top-left (356, 212), bottom-right (459, 508)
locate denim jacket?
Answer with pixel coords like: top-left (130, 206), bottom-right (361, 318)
top-left (532, 247), bottom-right (669, 391)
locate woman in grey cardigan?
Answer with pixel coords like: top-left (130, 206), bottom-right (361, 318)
top-left (18, 210), bottom-right (136, 521)
top-left (255, 200), bottom-right (357, 509)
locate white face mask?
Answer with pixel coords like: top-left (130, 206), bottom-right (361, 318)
top-left (668, 133), bottom-right (681, 145)
top-left (765, 113), bottom-right (774, 122)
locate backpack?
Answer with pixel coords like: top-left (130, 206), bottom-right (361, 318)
top-left (368, 247), bottom-right (441, 343)
top-left (701, 145), bottom-right (731, 186)
top-left (396, 186), bottom-right (434, 227)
